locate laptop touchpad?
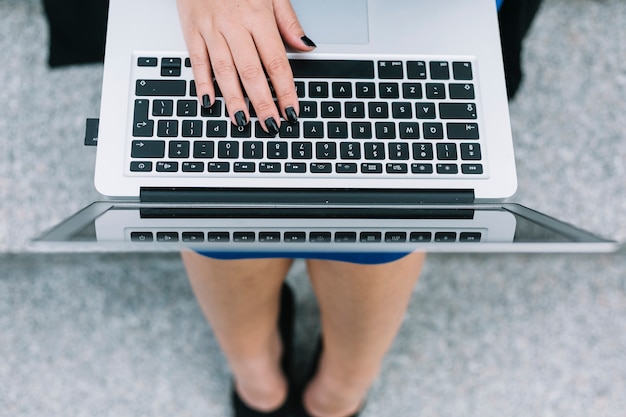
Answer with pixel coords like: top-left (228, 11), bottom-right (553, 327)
top-left (291, 0), bottom-right (369, 45)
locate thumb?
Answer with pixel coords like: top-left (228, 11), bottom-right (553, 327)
top-left (273, 0), bottom-right (317, 51)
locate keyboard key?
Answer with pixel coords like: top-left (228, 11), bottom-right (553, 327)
top-left (436, 163), bottom-right (458, 174)
top-left (309, 81), bottom-right (329, 98)
top-left (321, 101), bottom-right (342, 118)
top-left (268, 141), bottom-right (289, 159)
top-left (295, 81), bottom-right (305, 98)
top-left (153, 99), bottom-right (174, 116)
top-left (364, 143), bottom-right (385, 159)
top-left (156, 161), bottom-right (178, 172)
top-left (386, 163), bottom-right (408, 174)
top-left (303, 121), bottom-right (324, 138)
top-left (399, 122), bottom-right (420, 139)
top-left (461, 164), bottom-right (484, 174)
top-left (407, 61), bottom-right (427, 79)
top-left (449, 83), bottom-right (475, 99)
top-left (413, 143), bottom-right (434, 160)
top-left (133, 99), bottom-right (154, 137)
top-left (136, 79), bottom-right (186, 96)
top-left (208, 162), bottom-right (230, 172)
top-left (392, 102), bottom-right (413, 119)
top-left (289, 59), bottom-right (375, 79)
top-left (379, 83), bottom-right (400, 98)
top-left (435, 232), bottom-right (456, 242)
top-left (201, 100), bottom-right (222, 117)
top-left (423, 123), bottom-right (444, 139)
top-left (130, 161), bottom-right (153, 172)
top-left (402, 83), bottom-right (423, 99)
top-left (231, 123), bottom-right (252, 138)
top-left (377, 61), bottom-right (403, 79)
top-left (340, 142), bottom-right (361, 159)
top-left (430, 61), bottom-right (450, 80)
top-left (375, 122), bottom-right (396, 139)
top-left (299, 101), bottom-right (318, 118)
top-left (316, 142), bottom-right (337, 159)
top-left (368, 102), bottom-right (389, 118)
top-left (182, 162), bottom-right (204, 172)
top-left (361, 163), bottom-right (383, 173)
top-left (426, 83), bottom-right (446, 99)
top-left (182, 120), bottom-right (203, 137)
top-left (279, 122), bottom-right (299, 138)
top-left (193, 141), bottom-right (214, 158)
top-left (285, 163), bottom-right (307, 173)
top-left (177, 100), bottom-right (197, 117)
top-left (447, 123), bottom-right (480, 139)
top-left (217, 141), bottom-right (239, 158)
top-left (453, 62), bottom-right (473, 80)
top-left (138, 57), bottom-right (157, 67)
top-left (385, 232), bottom-right (407, 242)
top-left (416, 102), bottom-right (436, 119)
top-left (460, 143), bottom-right (482, 160)
top-left (410, 232), bottom-right (432, 242)
top-left (259, 232), bottom-right (280, 242)
top-left (351, 122), bottom-right (372, 139)
top-left (388, 143), bottom-right (409, 160)
top-left (285, 232), bottom-right (306, 242)
top-left (292, 142), bottom-right (313, 159)
top-left (208, 232), bottom-right (230, 242)
top-left (255, 122), bottom-right (275, 139)
top-left (310, 163), bottom-right (332, 173)
top-left (234, 162), bottom-right (256, 172)
top-left (335, 232), bottom-right (357, 242)
top-left (345, 102), bottom-right (366, 118)
top-left (169, 141), bottom-right (190, 158)
top-left (460, 232), bottom-right (482, 242)
top-left (356, 82), bottom-right (376, 98)
top-left (436, 143), bottom-right (458, 160)
top-left (131, 140), bottom-right (165, 158)
top-left (336, 163), bottom-right (358, 173)
top-left (243, 141), bottom-right (263, 159)
top-left (328, 122), bottom-right (349, 139)
top-left (439, 103), bottom-right (477, 119)
top-left (310, 232), bottom-right (332, 243)
top-left (157, 120), bottom-right (178, 137)
top-left (411, 163), bottom-right (434, 174)
top-left (332, 82), bottom-right (352, 98)
top-left (260, 162), bottom-right (281, 172)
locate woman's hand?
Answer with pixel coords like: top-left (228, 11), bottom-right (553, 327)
top-left (177, 0), bottom-right (316, 134)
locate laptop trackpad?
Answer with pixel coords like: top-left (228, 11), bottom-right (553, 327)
top-left (291, 0), bottom-right (369, 45)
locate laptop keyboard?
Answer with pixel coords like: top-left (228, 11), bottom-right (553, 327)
top-left (129, 53), bottom-right (486, 178)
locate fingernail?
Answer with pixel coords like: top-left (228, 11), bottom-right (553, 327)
top-left (234, 110), bottom-right (247, 127)
top-left (202, 94), bottom-right (211, 109)
top-left (265, 117), bottom-right (280, 136)
top-left (285, 106), bottom-right (298, 124)
top-left (301, 35), bottom-right (317, 48)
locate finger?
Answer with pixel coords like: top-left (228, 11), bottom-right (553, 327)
top-left (185, 33), bottom-right (216, 110)
top-left (227, 29), bottom-right (283, 134)
top-left (272, 0), bottom-right (317, 51)
top-left (203, 32), bottom-right (252, 128)
top-left (247, 16), bottom-right (299, 125)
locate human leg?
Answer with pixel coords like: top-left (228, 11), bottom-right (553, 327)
top-left (181, 251), bottom-right (294, 411)
top-left (302, 252), bottom-right (426, 417)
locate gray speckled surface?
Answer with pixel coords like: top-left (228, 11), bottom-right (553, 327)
top-left (1, 0), bottom-right (625, 416)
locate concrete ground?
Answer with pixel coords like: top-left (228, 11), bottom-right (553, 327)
top-left (1, 0), bottom-right (625, 416)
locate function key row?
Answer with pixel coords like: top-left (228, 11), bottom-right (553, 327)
top-left (137, 57), bottom-right (473, 81)
top-left (130, 230), bottom-right (482, 243)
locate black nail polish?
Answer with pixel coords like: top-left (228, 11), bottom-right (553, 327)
top-left (202, 94), bottom-right (211, 109)
top-left (285, 106), bottom-right (298, 124)
top-left (265, 117), bottom-right (280, 136)
top-left (234, 110), bottom-right (247, 127)
top-left (301, 35), bottom-right (317, 48)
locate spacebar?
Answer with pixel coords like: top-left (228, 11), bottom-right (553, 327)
top-left (289, 59), bottom-right (375, 79)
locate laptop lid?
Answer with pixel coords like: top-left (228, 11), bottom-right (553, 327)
top-left (94, 0), bottom-right (517, 200)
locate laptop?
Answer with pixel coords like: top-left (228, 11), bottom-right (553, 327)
top-left (33, 0), bottom-right (617, 253)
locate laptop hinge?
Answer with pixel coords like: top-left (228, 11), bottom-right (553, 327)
top-left (139, 188), bottom-right (475, 205)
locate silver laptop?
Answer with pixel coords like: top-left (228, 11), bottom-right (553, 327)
top-left (33, 0), bottom-right (617, 253)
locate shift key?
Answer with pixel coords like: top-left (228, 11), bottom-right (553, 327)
top-left (439, 103), bottom-right (477, 119)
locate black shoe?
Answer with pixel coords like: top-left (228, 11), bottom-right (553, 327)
top-left (295, 338), bottom-right (363, 417)
top-left (232, 283), bottom-right (296, 417)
